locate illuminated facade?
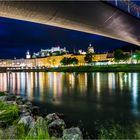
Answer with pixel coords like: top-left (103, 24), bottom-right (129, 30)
top-left (26, 50), bottom-right (31, 59)
top-left (92, 54), bottom-right (112, 62)
top-left (0, 53), bottom-right (113, 68)
top-left (87, 43), bottom-right (94, 53)
top-left (32, 46), bottom-right (68, 58)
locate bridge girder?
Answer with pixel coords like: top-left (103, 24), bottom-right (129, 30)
top-left (0, 1), bottom-right (140, 46)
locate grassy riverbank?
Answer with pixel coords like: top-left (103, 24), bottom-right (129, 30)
top-left (48, 64), bottom-right (140, 72)
top-left (0, 92), bottom-right (50, 139)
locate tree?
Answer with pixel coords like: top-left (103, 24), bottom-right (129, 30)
top-left (132, 51), bottom-right (140, 63)
top-left (60, 57), bottom-right (79, 65)
top-left (60, 57), bottom-right (68, 65)
top-left (123, 53), bottom-right (130, 61)
top-left (114, 49), bottom-right (124, 62)
top-left (114, 49), bottom-right (130, 62)
top-left (84, 53), bottom-right (92, 63)
top-left (71, 57), bottom-right (78, 64)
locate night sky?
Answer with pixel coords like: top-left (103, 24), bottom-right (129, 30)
top-left (0, 1), bottom-right (140, 59)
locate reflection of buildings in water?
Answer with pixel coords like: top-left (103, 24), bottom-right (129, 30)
top-left (96, 72), bottom-right (101, 98)
top-left (92, 73), bottom-right (96, 92)
top-left (108, 73), bottom-right (116, 93)
top-left (128, 73), bottom-right (132, 90)
top-left (132, 73), bottom-right (140, 115)
top-left (118, 73), bottom-right (123, 91)
top-left (39, 72), bottom-right (45, 101)
top-left (0, 73), bottom-right (7, 91)
top-left (26, 72), bottom-right (32, 98)
top-left (48, 72), bottom-right (54, 94)
top-left (44, 72), bottom-right (51, 93)
top-left (57, 73), bottom-right (63, 97)
top-left (30, 72), bottom-right (34, 98)
top-left (123, 73), bottom-right (128, 83)
top-left (53, 73), bottom-right (57, 98)
top-left (35, 72), bottom-right (40, 99)
top-left (16, 73), bottom-right (20, 95)
top-left (9, 72), bottom-right (13, 93)
top-left (132, 73), bottom-right (138, 113)
top-left (3, 73), bottom-right (7, 92)
top-left (44, 72), bottom-right (63, 102)
top-left (29, 72), bottom-right (44, 101)
top-left (20, 72), bottom-right (26, 95)
top-left (68, 73), bottom-right (75, 92)
top-left (77, 73), bottom-right (87, 94)
top-left (12, 73), bottom-right (15, 93)
top-left (118, 73), bottom-right (130, 92)
top-left (45, 72), bottom-right (63, 105)
top-left (52, 72), bottom-right (62, 98)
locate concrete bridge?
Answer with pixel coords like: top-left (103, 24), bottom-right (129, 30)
top-left (0, 1), bottom-right (140, 46)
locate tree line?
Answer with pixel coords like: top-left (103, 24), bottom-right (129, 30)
top-left (60, 49), bottom-right (140, 65)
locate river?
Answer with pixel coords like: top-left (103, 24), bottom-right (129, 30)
top-left (0, 72), bottom-right (140, 137)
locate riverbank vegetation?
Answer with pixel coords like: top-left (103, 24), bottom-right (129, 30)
top-left (0, 92), bottom-right (50, 139)
top-left (95, 119), bottom-right (140, 139)
top-left (0, 92), bottom-right (82, 139)
top-left (48, 64), bottom-right (140, 72)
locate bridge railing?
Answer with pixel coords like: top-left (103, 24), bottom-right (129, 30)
top-left (106, 0), bottom-right (140, 19)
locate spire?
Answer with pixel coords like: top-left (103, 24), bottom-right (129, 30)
top-left (26, 50), bottom-right (31, 59)
top-left (89, 43), bottom-right (92, 47)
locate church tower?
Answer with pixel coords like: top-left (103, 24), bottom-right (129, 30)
top-left (26, 50), bottom-right (31, 59)
top-left (88, 43), bottom-right (94, 53)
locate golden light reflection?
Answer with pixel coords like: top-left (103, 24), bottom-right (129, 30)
top-left (30, 72), bottom-right (33, 98)
top-left (0, 71), bottom-right (139, 115)
top-left (132, 73), bottom-right (138, 108)
top-left (16, 73), bottom-right (20, 95)
top-left (51, 72), bottom-right (62, 98)
top-left (39, 72), bottom-right (44, 101)
top-left (68, 73), bottom-right (75, 93)
top-left (78, 73), bottom-right (87, 94)
top-left (118, 73), bottom-right (123, 91)
top-left (20, 72), bottom-right (26, 95)
top-left (48, 72), bottom-right (62, 105)
top-left (0, 73), bottom-right (7, 91)
top-left (53, 72), bottom-right (57, 98)
top-left (132, 73), bottom-right (138, 114)
top-left (96, 72), bottom-right (101, 97)
top-left (26, 72), bottom-right (30, 98)
top-left (12, 73), bottom-right (15, 93)
top-left (128, 73), bottom-right (132, 90)
top-left (108, 73), bottom-right (116, 92)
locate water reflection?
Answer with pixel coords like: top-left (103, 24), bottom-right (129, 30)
top-left (0, 72), bottom-right (140, 118)
top-left (132, 73), bottom-right (138, 115)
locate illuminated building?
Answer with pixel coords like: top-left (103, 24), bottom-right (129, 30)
top-left (26, 50), bottom-right (31, 59)
top-left (32, 46), bottom-right (68, 58)
top-left (87, 43), bottom-right (94, 53)
top-left (1, 53), bottom-right (113, 68)
top-left (92, 53), bottom-right (112, 62)
top-left (78, 50), bottom-right (86, 55)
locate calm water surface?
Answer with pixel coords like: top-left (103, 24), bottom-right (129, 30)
top-left (0, 72), bottom-right (140, 135)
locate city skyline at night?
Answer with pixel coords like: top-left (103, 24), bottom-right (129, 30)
top-left (0, 16), bottom-right (130, 59)
top-left (1, 1), bottom-right (140, 139)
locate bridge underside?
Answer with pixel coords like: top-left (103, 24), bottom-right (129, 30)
top-left (0, 1), bottom-right (140, 46)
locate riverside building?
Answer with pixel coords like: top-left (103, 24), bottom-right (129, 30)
top-left (0, 53), bottom-right (113, 68)
top-left (32, 46), bottom-right (68, 58)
